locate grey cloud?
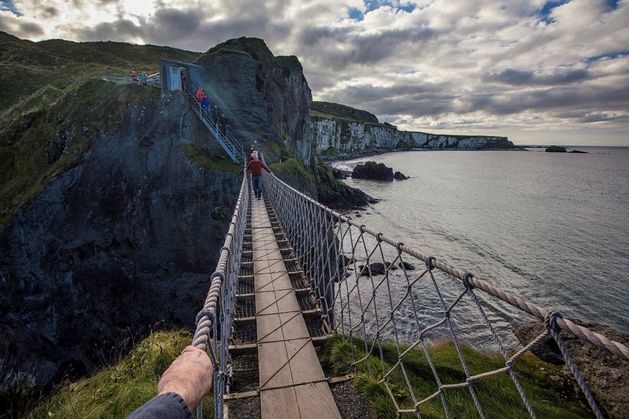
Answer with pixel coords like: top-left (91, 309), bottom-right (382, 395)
top-left (19, 21), bottom-right (44, 36)
top-left (484, 68), bottom-right (591, 85)
top-left (320, 81), bottom-right (455, 116)
top-left (42, 6), bottom-right (58, 18)
top-left (296, 26), bottom-right (438, 70)
top-left (71, 19), bottom-right (143, 41)
top-left (467, 81), bottom-right (629, 116)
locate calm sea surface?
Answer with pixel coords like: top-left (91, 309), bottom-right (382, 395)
top-left (333, 147), bottom-right (629, 347)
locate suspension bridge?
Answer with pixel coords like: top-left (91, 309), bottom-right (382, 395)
top-left (167, 78), bottom-right (629, 418)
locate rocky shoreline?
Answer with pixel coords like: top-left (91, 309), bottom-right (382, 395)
top-left (515, 320), bottom-right (628, 418)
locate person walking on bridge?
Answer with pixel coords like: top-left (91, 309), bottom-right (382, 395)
top-left (245, 151), bottom-right (272, 200)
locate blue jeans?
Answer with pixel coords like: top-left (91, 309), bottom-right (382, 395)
top-left (252, 176), bottom-right (263, 198)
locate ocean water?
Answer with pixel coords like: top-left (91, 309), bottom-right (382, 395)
top-left (333, 147), bottom-right (629, 347)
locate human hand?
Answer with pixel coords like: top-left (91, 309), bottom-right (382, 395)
top-left (157, 346), bottom-right (213, 411)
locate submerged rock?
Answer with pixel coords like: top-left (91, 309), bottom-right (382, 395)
top-left (393, 171), bottom-right (408, 180)
top-left (399, 261), bottom-right (416, 270)
top-left (352, 161), bottom-right (394, 181)
top-left (545, 145), bottom-right (567, 152)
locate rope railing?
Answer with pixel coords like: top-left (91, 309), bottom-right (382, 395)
top-left (191, 159), bottom-right (249, 418)
top-left (261, 170), bottom-right (628, 419)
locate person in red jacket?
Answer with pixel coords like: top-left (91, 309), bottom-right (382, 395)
top-left (244, 151), bottom-right (272, 200)
top-left (195, 87), bottom-right (205, 102)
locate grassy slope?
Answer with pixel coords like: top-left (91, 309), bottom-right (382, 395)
top-left (321, 336), bottom-right (591, 419)
top-left (27, 331), bottom-right (213, 419)
top-left (28, 331), bottom-right (590, 418)
top-left (0, 80), bottom-right (161, 225)
top-left (0, 31), bottom-right (199, 115)
top-left (0, 32), bottom-right (200, 226)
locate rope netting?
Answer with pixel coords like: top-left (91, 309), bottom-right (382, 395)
top-left (190, 166), bottom-right (628, 418)
top-left (261, 172), bottom-right (628, 419)
top-left (191, 170), bottom-right (249, 418)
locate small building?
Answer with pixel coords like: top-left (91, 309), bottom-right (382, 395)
top-left (160, 59), bottom-right (203, 93)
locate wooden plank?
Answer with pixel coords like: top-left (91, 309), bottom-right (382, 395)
top-left (293, 382), bottom-right (342, 419)
top-left (224, 390), bottom-right (259, 400)
top-left (285, 338), bottom-right (326, 385)
top-left (252, 195), bottom-right (341, 418)
top-left (279, 312), bottom-right (310, 340)
top-left (256, 313), bottom-right (284, 343)
top-left (260, 387), bottom-right (301, 418)
top-left (229, 343), bottom-right (256, 354)
top-left (258, 341), bottom-right (292, 389)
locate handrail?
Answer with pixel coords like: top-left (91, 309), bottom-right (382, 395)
top-left (182, 84), bottom-right (244, 164)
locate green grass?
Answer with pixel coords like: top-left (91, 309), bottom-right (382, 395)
top-left (0, 32), bottom-right (201, 226)
top-left (27, 331), bottom-right (213, 419)
top-left (320, 336), bottom-right (591, 419)
top-left (310, 109), bottom-right (364, 123)
top-left (181, 143), bottom-right (242, 173)
top-left (0, 32), bottom-right (199, 114)
top-left (270, 157), bottom-right (315, 181)
top-left (24, 331), bottom-right (590, 418)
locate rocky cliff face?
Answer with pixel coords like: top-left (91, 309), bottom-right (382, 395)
top-left (311, 105), bottom-right (515, 158)
top-left (0, 37), bottom-right (365, 402)
top-left (195, 38), bottom-right (313, 163)
top-left (0, 83), bottom-right (243, 394)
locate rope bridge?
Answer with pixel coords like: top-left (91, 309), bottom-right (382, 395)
top-left (190, 167), bottom-right (628, 419)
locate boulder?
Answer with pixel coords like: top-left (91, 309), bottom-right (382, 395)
top-left (514, 320), bottom-right (629, 418)
top-left (569, 150), bottom-right (588, 154)
top-left (399, 261), bottom-right (416, 270)
top-left (545, 145), bottom-right (567, 152)
top-left (393, 171), bottom-right (408, 180)
top-left (352, 161), bottom-right (394, 181)
top-left (357, 262), bottom-right (397, 276)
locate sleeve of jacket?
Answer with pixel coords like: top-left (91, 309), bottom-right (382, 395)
top-left (126, 392), bottom-right (193, 419)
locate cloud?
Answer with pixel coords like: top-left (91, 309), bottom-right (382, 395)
top-left (484, 68), bottom-right (592, 85)
top-left (1, 0), bottom-right (628, 144)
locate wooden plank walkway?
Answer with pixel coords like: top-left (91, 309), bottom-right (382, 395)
top-left (251, 196), bottom-right (341, 419)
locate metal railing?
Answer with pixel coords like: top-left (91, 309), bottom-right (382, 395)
top-left (182, 84), bottom-right (244, 164)
top-left (102, 73), bottom-right (160, 87)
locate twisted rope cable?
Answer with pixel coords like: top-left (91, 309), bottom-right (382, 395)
top-left (545, 312), bottom-right (605, 419)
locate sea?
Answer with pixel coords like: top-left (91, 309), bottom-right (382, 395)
top-left (332, 146), bottom-right (629, 349)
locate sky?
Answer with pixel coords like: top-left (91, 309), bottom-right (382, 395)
top-left (1, 0), bottom-right (628, 146)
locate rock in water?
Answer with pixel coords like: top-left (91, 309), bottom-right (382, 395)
top-left (399, 261), bottom-right (416, 270)
top-left (515, 320), bottom-right (629, 417)
top-left (393, 171), bottom-right (408, 180)
top-left (352, 161), bottom-right (394, 181)
top-left (545, 145), bottom-right (567, 152)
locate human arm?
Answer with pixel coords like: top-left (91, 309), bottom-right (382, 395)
top-left (126, 346), bottom-right (213, 418)
top-left (262, 161), bottom-right (272, 173)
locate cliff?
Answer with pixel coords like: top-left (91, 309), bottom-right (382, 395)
top-left (0, 81), bottom-right (243, 402)
top-left (196, 37), bottom-right (312, 163)
top-left (0, 35), bottom-right (368, 410)
top-left (310, 101), bottom-right (515, 158)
